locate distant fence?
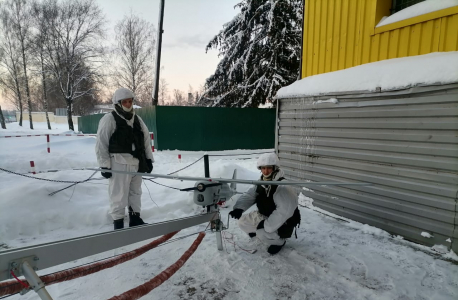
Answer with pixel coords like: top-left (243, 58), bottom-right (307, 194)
top-left (78, 106), bottom-right (275, 151)
top-left (16, 112), bottom-right (79, 124)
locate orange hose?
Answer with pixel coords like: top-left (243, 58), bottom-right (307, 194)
top-left (107, 232), bottom-right (205, 300)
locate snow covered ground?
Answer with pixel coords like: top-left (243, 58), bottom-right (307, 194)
top-left (1, 122), bottom-right (457, 300)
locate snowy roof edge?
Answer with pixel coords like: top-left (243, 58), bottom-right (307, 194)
top-left (275, 52), bottom-right (458, 100)
top-left (274, 81), bottom-right (458, 100)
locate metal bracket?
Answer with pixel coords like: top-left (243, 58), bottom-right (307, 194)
top-left (9, 255), bottom-right (39, 279)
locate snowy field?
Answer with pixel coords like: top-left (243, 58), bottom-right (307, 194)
top-left (0, 121), bottom-right (457, 300)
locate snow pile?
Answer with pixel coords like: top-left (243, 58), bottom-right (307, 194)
top-left (421, 231), bottom-right (433, 238)
top-left (377, 0), bottom-right (458, 27)
top-left (298, 192), bottom-right (314, 207)
top-left (313, 98), bottom-right (338, 105)
top-left (276, 52), bottom-right (458, 98)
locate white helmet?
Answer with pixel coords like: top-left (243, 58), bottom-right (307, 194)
top-left (112, 87), bottom-right (135, 105)
top-left (257, 153), bottom-right (279, 170)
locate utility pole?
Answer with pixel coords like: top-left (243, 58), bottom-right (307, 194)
top-left (152, 0), bottom-right (165, 106)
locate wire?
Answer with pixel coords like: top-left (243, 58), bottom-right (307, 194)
top-left (167, 155), bottom-right (204, 175)
top-left (0, 293), bottom-right (19, 299)
top-left (142, 180), bottom-right (159, 207)
top-left (10, 270), bottom-right (28, 289)
top-left (48, 171), bottom-right (98, 196)
top-left (0, 167), bottom-right (96, 184)
top-left (143, 178), bottom-right (181, 191)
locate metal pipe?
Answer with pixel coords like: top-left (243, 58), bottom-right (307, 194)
top-left (204, 154), bottom-right (210, 178)
top-left (152, 0), bottom-right (165, 106)
top-left (22, 261), bottom-right (53, 300)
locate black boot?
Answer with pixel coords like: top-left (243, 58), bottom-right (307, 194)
top-left (248, 232), bottom-right (256, 238)
top-left (113, 219), bottom-right (124, 230)
top-left (267, 241), bottom-right (286, 255)
top-left (129, 211), bottom-right (147, 227)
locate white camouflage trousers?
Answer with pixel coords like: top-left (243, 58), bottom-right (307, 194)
top-left (238, 211), bottom-right (285, 246)
top-left (108, 159), bottom-right (142, 220)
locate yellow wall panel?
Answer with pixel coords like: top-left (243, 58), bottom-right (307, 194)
top-left (339, 0), bottom-right (349, 70)
top-left (319, 0), bottom-right (328, 74)
top-left (409, 23), bottom-right (422, 56)
top-left (379, 31), bottom-right (390, 60)
top-left (370, 34), bottom-right (380, 62)
top-left (301, 0), bottom-right (458, 79)
top-left (305, 0), bottom-right (313, 77)
top-left (331, 0), bottom-right (342, 71)
top-left (354, 0), bottom-right (366, 66)
top-left (325, 0), bottom-right (335, 73)
top-left (398, 26), bottom-right (410, 57)
top-left (312, 0), bottom-right (321, 75)
top-left (388, 29), bottom-right (400, 58)
top-left (420, 20), bottom-right (434, 54)
top-left (346, 0), bottom-right (357, 68)
top-left (443, 14), bottom-right (458, 51)
top-left (431, 18), bottom-right (442, 52)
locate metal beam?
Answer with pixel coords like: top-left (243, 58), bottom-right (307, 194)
top-left (0, 213), bottom-right (217, 282)
top-left (86, 168), bottom-right (372, 187)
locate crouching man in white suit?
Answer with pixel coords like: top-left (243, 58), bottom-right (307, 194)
top-left (95, 87), bottom-right (154, 230)
top-left (229, 153), bottom-right (300, 255)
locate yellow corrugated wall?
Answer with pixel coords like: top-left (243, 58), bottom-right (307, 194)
top-left (301, 0), bottom-right (458, 78)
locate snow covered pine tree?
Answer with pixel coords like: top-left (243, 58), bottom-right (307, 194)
top-left (202, 0), bottom-right (302, 108)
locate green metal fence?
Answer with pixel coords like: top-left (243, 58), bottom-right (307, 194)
top-left (78, 106), bottom-right (275, 151)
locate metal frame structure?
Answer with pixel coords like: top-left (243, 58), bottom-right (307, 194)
top-left (0, 212), bottom-right (219, 299)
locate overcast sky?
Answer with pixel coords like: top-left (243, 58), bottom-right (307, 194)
top-left (0, 0), bottom-right (240, 109)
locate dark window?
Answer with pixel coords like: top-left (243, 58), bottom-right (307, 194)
top-left (391, 0), bottom-right (426, 14)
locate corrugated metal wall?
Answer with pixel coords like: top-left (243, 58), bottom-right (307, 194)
top-left (277, 83), bottom-right (458, 252)
top-left (302, 0), bottom-right (458, 78)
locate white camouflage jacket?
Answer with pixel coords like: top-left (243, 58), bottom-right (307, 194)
top-left (95, 111), bottom-right (154, 168)
top-left (233, 169), bottom-right (298, 233)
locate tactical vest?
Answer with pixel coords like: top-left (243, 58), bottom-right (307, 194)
top-left (108, 111), bottom-right (148, 173)
top-left (255, 177), bottom-right (301, 239)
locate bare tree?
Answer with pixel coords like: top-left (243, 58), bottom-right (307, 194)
top-left (0, 6), bottom-right (24, 126)
top-left (158, 77), bottom-right (169, 105)
top-left (43, 0), bottom-right (105, 131)
top-left (0, 104), bottom-right (6, 129)
top-left (8, 0), bottom-right (34, 129)
top-left (172, 89), bottom-right (184, 106)
top-left (30, 0), bottom-right (52, 129)
top-left (112, 12), bottom-right (155, 106)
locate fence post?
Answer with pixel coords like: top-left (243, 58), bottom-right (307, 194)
top-left (204, 154), bottom-right (210, 178)
top-left (150, 133), bottom-right (154, 152)
top-left (30, 161), bottom-right (36, 174)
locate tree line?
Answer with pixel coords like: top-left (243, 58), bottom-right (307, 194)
top-left (0, 0), bottom-right (303, 130)
top-left (0, 0), bottom-right (182, 131)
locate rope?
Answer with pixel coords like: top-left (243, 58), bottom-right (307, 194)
top-left (0, 232), bottom-right (178, 297)
top-left (0, 167), bottom-right (96, 184)
top-left (107, 232), bottom-right (206, 300)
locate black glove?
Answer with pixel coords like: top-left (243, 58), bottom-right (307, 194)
top-left (101, 167), bottom-right (112, 179)
top-left (257, 220), bottom-right (265, 230)
top-left (229, 209), bottom-right (243, 220)
top-left (147, 159), bottom-right (153, 173)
